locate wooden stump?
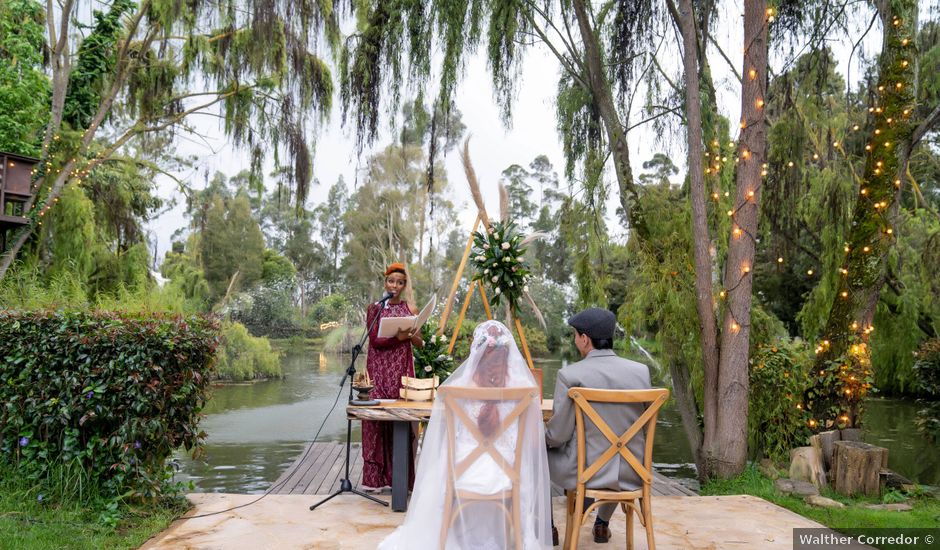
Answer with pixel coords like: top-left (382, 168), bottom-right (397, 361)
top-left (831, 440), bottom-right (888, 497)
top-left (809, 430), bottom-right (841, 472)
top-left (790, 446), bottom-right (827, 489)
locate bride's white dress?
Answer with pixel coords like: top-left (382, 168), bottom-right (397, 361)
top-left (377, 321), bottom-right (552, 550)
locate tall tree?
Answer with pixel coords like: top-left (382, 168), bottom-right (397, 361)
top-left (809, 0), bottom-right (924, 429)
top-left (0, 0), bottom-right (48, 156)
top-left (0, 0), bottom-right (339, 279)
top-left (669, 0), bottom-right (769, 477)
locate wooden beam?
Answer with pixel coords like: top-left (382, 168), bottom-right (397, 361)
top-left (438, 213), bottom-right (481, 334)
top-left (448, 280), bottom-right (477, 355)
top-left (478, 280), bottom-right (493, 320)
top-left (513, 314), bottom-right (535, 370)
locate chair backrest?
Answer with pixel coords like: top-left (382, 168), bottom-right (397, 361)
top-left (438, 386), bottom-right (538, 485)
top-left (567, 388), bottom-right (669, 488)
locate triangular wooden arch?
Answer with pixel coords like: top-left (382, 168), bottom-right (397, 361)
top-left (436, 213), bottom-right (543, 397)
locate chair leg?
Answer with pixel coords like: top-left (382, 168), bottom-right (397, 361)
top-left (567, 488), bottom-right (584, 550)
top-left (512, 489), bottom-right (523, 550)
top-left (642, 497), bottom-right (655, 550)
top-left (440, 489), bottom-right (453, 549)
top-left (563, 492), bottom-right (575, 550)
top-left (622, 502), bottom-right (633, 550)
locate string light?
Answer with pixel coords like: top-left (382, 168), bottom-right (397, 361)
top-left (807, 269), bottom-right (814, 275)
top-left (748, 68), bottom-right (757, 80)
top-left (777, 257), bottom-right (784, 263)
top-left (733, 226), bottom-right (743, 238)
top-left (742, 264), bottom-right (751, 274)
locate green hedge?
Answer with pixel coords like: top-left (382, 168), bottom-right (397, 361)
top-left (0, 311), bottom-right (219, 499)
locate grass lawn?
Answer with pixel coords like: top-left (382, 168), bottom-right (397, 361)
top-left (0, 469), bottom-right (187, 550)
top-left (701, 465), bottom-right (940, 531)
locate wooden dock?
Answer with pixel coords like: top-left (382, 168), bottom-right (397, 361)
top-left (271, 442), bottom-right (698, 497)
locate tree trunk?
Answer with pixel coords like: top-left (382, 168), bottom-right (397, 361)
top-left (571, 0), bottom-right (649, 242)
top-left (712, 0), bottom-right (769, 479)
top-left (670, 0), bottom-right (717, 476)
top-left (809, 0), bottom-right (917, 430)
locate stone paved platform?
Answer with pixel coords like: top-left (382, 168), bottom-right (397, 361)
top-left (141, 493), bottom-right (842, 549)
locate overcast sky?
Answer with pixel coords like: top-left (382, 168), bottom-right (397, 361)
top-left (145, 1), bottom-right (887, 263)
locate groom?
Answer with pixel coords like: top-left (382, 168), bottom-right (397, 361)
top-left (545, 307), bottom-right (652, 545)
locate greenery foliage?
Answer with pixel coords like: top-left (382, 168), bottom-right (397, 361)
top-left (0, 462), bottom-right (185, 549)
top-left (413, 323), bottom-right (455, 381)
top-left (470, 220), bottom-right (533, 311)
top-left (702, 465), bottom-right (940, 533)
top-left (748, 341), bottom-right (813, 462)
top-left (0, 311), bottom-right (219, 499)
top-left (0, 0), bottom-right (49, 155)
top-left (913, 339), bottom-right (940, 442)
top-left (214, 321), bottom-right (282, 381)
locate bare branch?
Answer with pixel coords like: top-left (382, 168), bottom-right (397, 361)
top-left (707, 34), bottom-right (742, 83)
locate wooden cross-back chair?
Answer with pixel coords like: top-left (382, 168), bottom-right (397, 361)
top-left (438, 385), bottom-right (538, 550)
top-left (563, 388), bottom-right (670, 550)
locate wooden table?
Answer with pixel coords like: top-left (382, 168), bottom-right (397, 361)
top-left (347, 398), bottom-right (553, 511)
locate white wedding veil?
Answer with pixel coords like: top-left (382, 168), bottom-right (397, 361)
top-left (378, 320), bottom-right (552, 549)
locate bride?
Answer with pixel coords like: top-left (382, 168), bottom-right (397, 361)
top-left (378, 320), bottom-right (552, 549)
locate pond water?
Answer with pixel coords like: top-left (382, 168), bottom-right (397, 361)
top-left (173, 345), bottom-right (939, 493)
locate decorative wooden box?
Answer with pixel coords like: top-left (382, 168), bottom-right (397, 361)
top-left (400, 375), bottom-right (440, 401)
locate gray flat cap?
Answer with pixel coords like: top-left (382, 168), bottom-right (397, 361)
top-left (567, 307), bottom-right (616, 340)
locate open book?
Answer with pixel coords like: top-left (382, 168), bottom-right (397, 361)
top-left (377, 295), bottom-right (437, 338)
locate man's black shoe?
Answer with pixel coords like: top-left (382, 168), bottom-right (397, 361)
top-left (552, 526), bottom-right (559, 546)
top-left (592, 523), bottom-right (611, 543)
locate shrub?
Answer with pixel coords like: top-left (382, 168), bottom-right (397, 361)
top-left (413, 322), bottom-right (456, 381)
top-left (748, 339), bottom-right (813, 462)
top-left (214, 321), bottom-right (282, 380)
top-left (0, 310), bottom-right (219, 499)
top-left (913, 338), bottom-right (940, 442)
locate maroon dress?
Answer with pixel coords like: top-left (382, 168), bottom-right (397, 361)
top-left (361, 300), bottom-right (416, 489)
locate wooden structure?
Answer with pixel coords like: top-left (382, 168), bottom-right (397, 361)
top-left (436, 212), bottom-right (541, 393)
top-left (563, 388), bottom-right (669, 550)
top-left (0, 152), bottom-right (38, 250)
top-left (438, 386), bottom-right (538, 549)
top-left (831, 440), bottom-right (888, 497)
top-left (399, 375), bottom-right (439, 401)
top-left (272, 441), bottom-right (697, 498)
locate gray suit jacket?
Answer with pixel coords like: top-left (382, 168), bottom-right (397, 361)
top-left (545, 349), bottom-right (652, 491)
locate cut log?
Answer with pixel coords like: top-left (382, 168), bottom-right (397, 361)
top-left (790, 446), bottom-right (827, 489)
top-left (840, 428), bottom-right (862, 442)
top-left (810, 430), bottom-right (841, 472)
top-left (832, 441), bottom-right (888, 497)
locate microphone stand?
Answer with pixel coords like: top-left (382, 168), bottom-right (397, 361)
top-left (310, 294), bottom-right (392, 511)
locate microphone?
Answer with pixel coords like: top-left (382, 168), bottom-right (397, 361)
top-left (377, 291), bottom-right (394, 306)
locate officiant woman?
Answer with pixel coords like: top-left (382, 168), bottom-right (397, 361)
top-left (362, 262), bottom-right (424, 491)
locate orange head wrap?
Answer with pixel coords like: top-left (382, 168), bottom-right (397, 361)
top-left (385, 262), bottom-right (407, 277)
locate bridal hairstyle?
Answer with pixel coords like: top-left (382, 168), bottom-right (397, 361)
top-left (472, 333), bottom-right (510, 437)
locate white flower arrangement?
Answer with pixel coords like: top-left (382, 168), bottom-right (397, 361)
top-left (470, 220), bottom-right (534, 311)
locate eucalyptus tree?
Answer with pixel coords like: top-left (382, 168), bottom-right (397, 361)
top-left (0, 0), bottom-right (340, 279)
top-left (667, 0), bottom-right (771, 477)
